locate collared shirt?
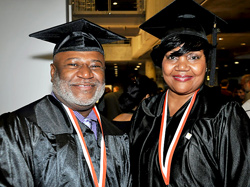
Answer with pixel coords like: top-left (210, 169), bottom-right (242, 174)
top-left (51, 92), bottom-right (98, 139)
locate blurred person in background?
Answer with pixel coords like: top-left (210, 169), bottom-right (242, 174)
top-left (97, 84), bottom-right (123, 121)
top-left (241, 74), bottom-right (250, 103)
top-left (241, 74), bottom-right (250, 117)
top-left (232, 84), bottom-right (246, 104)
top-left (113, 75), bottom-right (158, 133)
top-left (219, 79), bottom-right (233, 98)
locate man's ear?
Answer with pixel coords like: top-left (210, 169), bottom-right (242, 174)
top-left (50, 63), bottom-right (56, 83)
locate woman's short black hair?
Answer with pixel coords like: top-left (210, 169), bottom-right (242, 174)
top-left (151, 34), bottom-right (213, 67)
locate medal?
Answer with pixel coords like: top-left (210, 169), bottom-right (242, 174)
top-left (63, 105), bottom-right (106, 187)
top-left (158, 89), bottom-right (199, 185)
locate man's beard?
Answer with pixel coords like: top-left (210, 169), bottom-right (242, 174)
top-left (52, 71), bottom-right (105, 107)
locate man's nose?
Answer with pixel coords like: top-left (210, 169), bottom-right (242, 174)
top-left (77, 65), bottom-right (94, 78)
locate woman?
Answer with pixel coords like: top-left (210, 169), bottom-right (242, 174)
top-left (129, 0), bottom-right (250, 186)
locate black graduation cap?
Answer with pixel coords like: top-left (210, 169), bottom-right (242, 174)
top-left (140, 0), bottom-right (226, 41)
top-left (140, 0), bottom-right (227, 85)
top-left (29, 19), bottom-right (126, 56)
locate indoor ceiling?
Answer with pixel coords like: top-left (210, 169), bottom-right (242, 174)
top-left (78, 0), bottom-right (250, 81)
top-left (75, 0), bottom-right (250, 60)
top-left (200, 0), bottom-right (250, 60)
top-left (195, 0), bottom-right (250, 79)
top-left (134, 0), bottom-right (250, 79)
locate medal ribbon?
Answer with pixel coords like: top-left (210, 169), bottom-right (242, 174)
top-left (63, 105), bottom-right (106, 187)
top-left (158, 89), bottom-right (199, 185)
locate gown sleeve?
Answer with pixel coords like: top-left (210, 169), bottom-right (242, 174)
top-left (215, 102), bottom-right (250, 187)
top-left (0, 113), bottom-right (35, 186)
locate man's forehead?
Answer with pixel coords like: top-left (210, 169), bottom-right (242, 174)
top-left (53, 51), bottom-right (105, 63)
top-left (55, 51), bottom-right (104, 58)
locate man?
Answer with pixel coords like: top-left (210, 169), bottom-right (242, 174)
top-left (241, 74), bottom-right (250, 117)
top-left (0, 19), bottom-right (131, 186)
top-left (219, 79), bottom-right (233, 98)
top-left (241, 74), bottom-right (250, 102)
top-left (98, 85), bottom-right (123, 121)
top-left (242, 99), bottom-right (250, 117)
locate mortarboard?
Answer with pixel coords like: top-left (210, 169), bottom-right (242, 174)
top-left (29, 19), bottom-right (126, 56)
top-left (139, 0), bottom-right (226, 41)
top-left (140, 0), bottom-right (227, 86)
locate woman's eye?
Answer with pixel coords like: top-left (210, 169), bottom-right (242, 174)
top-left (166, 55), bottom-right (177, 60)
top-left (187, 53), bottom-right (202, 60)
top-left (189, 55), bottom-right (200, 60)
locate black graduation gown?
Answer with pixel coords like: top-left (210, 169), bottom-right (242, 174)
top-left (130, 85), bottom-right (250, 187)
top-left (0, 95), bottom-right (131, 187)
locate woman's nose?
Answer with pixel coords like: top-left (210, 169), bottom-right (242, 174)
top-left (175, 57), bottom-right (189, 71)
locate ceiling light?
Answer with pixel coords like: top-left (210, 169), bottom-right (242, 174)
top-left (241, 43), bottom-right (246, 46)
top-left (136, 65), bottom-right (140, 68)
top-left (224, 64), bottom-right (228, 67)
top-left (219, 38), bottom-right (223, 41)
top-left (134, 68), bottom-right (138, 70)
top-left (113, 2), bottom-right (118, 5)
top-left (234, 61), bottom-right (239, 64)
top-left (114, 65), bottom-right (118, 68)
top-left (138, 63), bottom-right (142, 65)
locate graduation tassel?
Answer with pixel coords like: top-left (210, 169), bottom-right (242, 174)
top-left (209, 17), bottom-right (217, 86)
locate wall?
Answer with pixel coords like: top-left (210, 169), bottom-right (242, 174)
top-left (0, 0), bottom-right (66, 114)
top-left (131, 0), bottom-right (172, 59)
top-left (104, 44), bottom-right (132, 61)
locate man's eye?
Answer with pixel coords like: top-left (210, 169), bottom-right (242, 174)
top-left (89, 65), bottom-right (102, 69)
top-left (68, 63), bottom-right (78, 67)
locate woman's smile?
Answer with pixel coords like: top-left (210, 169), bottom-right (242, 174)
top-left (172, 75), bottom-right (193, 82)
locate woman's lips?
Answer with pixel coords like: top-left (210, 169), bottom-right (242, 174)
top-left (173, 75), bottom-right (193, 82)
